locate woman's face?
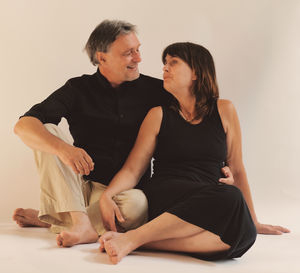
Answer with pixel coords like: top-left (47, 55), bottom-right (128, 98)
top-left (163, 54), bottom-right (196, 94)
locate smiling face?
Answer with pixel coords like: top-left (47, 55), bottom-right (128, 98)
top-left (97, 32), bottom-right (141, 87)
top-left (163, 54), bottom-right (196, 95)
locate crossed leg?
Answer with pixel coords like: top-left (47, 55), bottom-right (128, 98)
top-left (99, 212), bottom-right (230, 264)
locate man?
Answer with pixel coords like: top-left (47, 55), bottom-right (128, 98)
top-left (12, 20), bottom-right (244, 247)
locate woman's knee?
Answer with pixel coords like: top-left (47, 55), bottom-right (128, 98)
top-left (222, 185), bottom-right (244, 204)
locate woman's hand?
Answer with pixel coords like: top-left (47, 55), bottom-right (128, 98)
top-left (99, 192), bottom-right (125, 232)
top-left (255, 222), bottom-right (290, 235)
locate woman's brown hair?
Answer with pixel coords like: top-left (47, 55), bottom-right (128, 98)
top-left (162, 42), bottom-right (219, 121)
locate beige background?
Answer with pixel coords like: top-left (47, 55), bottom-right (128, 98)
top-left (0, 0), bottom-right (299, 223)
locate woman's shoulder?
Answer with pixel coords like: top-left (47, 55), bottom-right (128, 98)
top-left (142, 106), bottom-right (163, 136)
top-left (217, 99), bottom-right (234, 108)
top-left (216, 99), bottom-right (238, 132)
top-left (148, 106), bottom-right (163, 117)
top-left (217, 99), bottom-right (236, 116)
top-left (145, 106), bottom-right (163, 125)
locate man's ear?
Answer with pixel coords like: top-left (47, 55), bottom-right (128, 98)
top-left (96, 52), bottom-right (106, 65)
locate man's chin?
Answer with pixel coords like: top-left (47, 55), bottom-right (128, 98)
top-left (126, 71), bottom-right (140, 82)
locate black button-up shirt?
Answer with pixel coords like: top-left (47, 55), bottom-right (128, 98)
top-left (22, 69), bottom-right (171, 187)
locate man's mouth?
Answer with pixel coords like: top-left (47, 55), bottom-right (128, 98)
top-left (127, 65), bottom-right (138, 70)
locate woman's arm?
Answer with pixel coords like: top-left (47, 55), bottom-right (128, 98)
top-left (100, 106), bottom-right (163, 231)
top-left (218, 99), bottom-right (290, 235)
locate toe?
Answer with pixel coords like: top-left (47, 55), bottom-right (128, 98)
top-left (101, 231), bottom-right (116, 241)
top-left (104, 241), bottom-right (117, 256)
top-left (99, 245), bottom-right (105, 252)
top-left (14, 215), bottom-right (25, 225)
top-left (110, 255), bottom-right (120, 265)
top-left (56, 235), bottom-right (63, 247)
top-left (98, 239), bottom-right (105, 252)
top-left (14, 208), bottom-right (24, 216)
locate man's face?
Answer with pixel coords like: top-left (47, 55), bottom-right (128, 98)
top-left (98, 32), bottom-right (141, 87)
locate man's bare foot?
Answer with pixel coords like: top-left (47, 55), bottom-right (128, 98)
top-left (56, 224), bottom-right (98, 247)
top-left (99, 231), bottom-right (138, 264)
top-left (12, 208), bottom-right (50, 228)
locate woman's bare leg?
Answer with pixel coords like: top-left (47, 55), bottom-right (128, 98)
top-left (99, 212), bottom-right (230, 264)
top-left (141, 229), bottom-right (228, 253)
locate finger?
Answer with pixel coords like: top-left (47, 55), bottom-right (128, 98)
top-left (267, 229), bottom-right (282, 235)
top-left (70, 162), bottom-right (80, 174)
top-left (273, 225), bottom-right (290, 233)
top-left (218, 178), bottom-right (227, 184)
top-left (79, 158), bottom-right (90, 175)
top-left (218, 178), bottom-right (233, 185)
top-left (83, 152), bottom-right (94, 171)
top-left (114, 206), bottom-right (125, 223)
top-left (259, 227), bottom-right (282, 235)
top-left (221, 167), bottom-right (229, 177)
top-left (75, 161), bottom-right (85, 175)
top-left (108, 217), bottom-right (117, 232)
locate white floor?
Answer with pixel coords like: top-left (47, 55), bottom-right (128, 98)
top-left (1, 201), bottom-right (299, 273)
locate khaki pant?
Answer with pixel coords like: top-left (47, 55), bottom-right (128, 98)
top-left (34, 124), bottom-right (148, 235)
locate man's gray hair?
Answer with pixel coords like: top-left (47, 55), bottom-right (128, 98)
top-left (85, 19), bottom-right (137, 66)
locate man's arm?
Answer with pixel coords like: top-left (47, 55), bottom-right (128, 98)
top-left (218, 99), bottom-right (290, 235)
top-left (14, 116), bottom-right (94, 175)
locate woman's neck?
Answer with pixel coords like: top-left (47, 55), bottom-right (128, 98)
top-left (175, 93), bottom-right (196, 121)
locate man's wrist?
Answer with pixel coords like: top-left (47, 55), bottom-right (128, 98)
top-left (52, 138), bottom-right (68, 156)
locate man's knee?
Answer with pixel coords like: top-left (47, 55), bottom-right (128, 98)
top-left (114, 189), bottom-right (148, 230)
top-left (44, 123), bottom-right (72, 144)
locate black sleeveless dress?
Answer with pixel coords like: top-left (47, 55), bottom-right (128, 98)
top-left (143, 101), bottom-right (257, 260)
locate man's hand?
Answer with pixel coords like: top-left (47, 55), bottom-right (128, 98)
top-left (57, 143), bottom-right (94, 175)
top-left (219, 166), bottom-right (234, 185)
top-left (99, 192), bottom-right (125, 232)
top-left (255, 222), bottom-right (290, 235)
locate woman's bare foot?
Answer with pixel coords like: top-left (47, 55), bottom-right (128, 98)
top-left (12, 208), bottom-right (51, 228)
top-left (99, 231), bottom-right (139, 264)
top-left (56, 221), bottom-right (98, 247)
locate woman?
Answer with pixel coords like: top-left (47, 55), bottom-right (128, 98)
top-left (98, 42), bottom-right (286, 264)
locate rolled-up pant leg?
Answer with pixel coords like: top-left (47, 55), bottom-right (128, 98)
top-left (34, 123), bottom-right (148, 235)
top-left (87, 183), bottom-right (149, 236)
top-left (34, 123), bottom-right (86, 233)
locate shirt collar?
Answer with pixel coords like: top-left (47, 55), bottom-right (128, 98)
top-left (96, 68), bottom-right (142, 89)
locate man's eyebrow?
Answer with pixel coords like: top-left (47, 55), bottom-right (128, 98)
top-left (122, 44), bottom-right (142, 53)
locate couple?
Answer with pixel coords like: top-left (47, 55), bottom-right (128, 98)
top-left (13, 20), bottom-right (289, 264)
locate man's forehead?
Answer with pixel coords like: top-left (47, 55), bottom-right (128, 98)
top-left (110, 33), bottom-right (140, 51)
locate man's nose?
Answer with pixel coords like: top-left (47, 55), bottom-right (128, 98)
top-left (132, 51), bottom-right (141, 63)
top-left (163, 64), bottom-right (169, 72)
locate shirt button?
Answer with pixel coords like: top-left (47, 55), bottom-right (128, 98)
top-left (120, 114), bottom-right (124, 119)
